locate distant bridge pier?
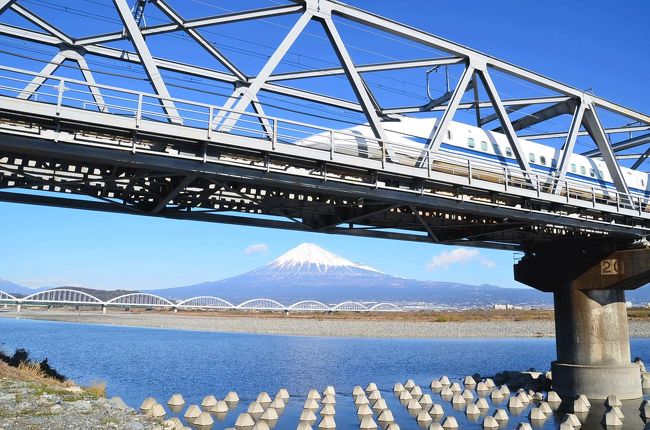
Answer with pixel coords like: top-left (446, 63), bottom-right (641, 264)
top-left (16, 303), bottom-right (20, 313)
top-left (515, 245), bottom-right (650, 399)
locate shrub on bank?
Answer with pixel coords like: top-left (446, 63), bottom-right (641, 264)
top-left (0, 348), bottom-right (67, 382)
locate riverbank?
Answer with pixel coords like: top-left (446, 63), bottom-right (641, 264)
top-left (0, 361), bottom-right (164, 430)
top-left (4, 309), bottom-right (650, 338)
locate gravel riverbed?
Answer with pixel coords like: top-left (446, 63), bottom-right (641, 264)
top-left (3, 310), bottom-right (650, 338)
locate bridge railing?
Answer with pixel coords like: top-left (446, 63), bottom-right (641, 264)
top-left (0, 65), bottom-right (645, 217)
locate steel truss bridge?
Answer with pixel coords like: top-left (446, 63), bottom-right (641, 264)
top-left (0, 0), bottom-right (648, 251)
top-left (0, 288), bottom-right (402, 312)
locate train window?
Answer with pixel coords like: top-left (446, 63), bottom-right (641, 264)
top-left (580, 166), bottom-right (586, 175)
top-left (598, 170), bottom-right (604, 178)
top-left (529, 153), bottom-right (536, 163)
top-left (590, 169), bottom-right (596, 178)
top-left (551, 159), bottom-right (558, 168)
top-left (505, 148), bottom-right (513, 158)
top-left (643, 179), bottom-right (646, 187)
top-left (540, 156), bottom-right (547, 165)
top-left (467, 137), bottom-right (475, 148)
top-left (481, 141), bottom-right (488, 151)
top-left (447, 130), bottom-right (453, 140)
top-left (492, 143), bottom-right (502, 156)
top-left (571, 164), bottom-right (576, 173)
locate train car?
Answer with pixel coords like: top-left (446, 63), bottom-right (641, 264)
top-left (297, 116), bottom-right (649, 207)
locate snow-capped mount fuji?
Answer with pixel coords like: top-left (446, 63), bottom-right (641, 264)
top-left (151, 243), bottom-right (551, 306)
top-left (261, 243), bottom-right (382, 277)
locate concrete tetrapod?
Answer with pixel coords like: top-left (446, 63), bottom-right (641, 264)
top-left (139, 397), bottom-right (156, 411)
top-left (602, 410), bottom-right (623, 427)
top-left (430, 380), bottom-right (442, 391)
top-left (225, 391), bottom-right (240, 403)
top-left (399, 390), bottom-right (413, 401)
top-left (247, 402), bottom-right (264, 416)
top-left (322, 394), bottom-right (336, 405)
top-left (372, 398), bottom-right (388, 411)
top-left (257, 392), bottom-right (272, 405)
top-left (359, 416), bottom-right (378, 429)
top-left (353, 386), bottom-right (365, 397)
top-left (357, 404), bottom-right (373, 417)
top-left (300, 409), bottom-right (317, 422)
top-left (573, 399), bottom-right (589, 413)
top-left (482, 416), bottom-right (499, 429)
top-left (194, 412), bottom-right (214, 427)
top-left (276, 388), bottom-right (290, 400)
top-left (365, 383), bottom-right (378, 393)
top-left (641, 400), bottom-right (650, 419)
top-left (428, 403), bottom-right (444, 417)
top-left (320, 404), bottom-right (336, 416)
top-left (440, 387), bottom-right (453, 397)
top-left (386, 424), bottom-right (401, 430)
top-left (463, 376), bottom-right (477, 387)
top-left (406, 399), bottom-right (421, 410)
top-left (476, 382), bottom-right (489, 393)
top-left (492, 409), bottom-right (509, 422)
top-left (317, 415), bottom-right (336, 429)
top-left (261, 407), bottom-right (279, 421)
top-left (404, 379), bottom-right (416, 390)
top-left (538, 401), bottom-right (552, 415)
top-left (498, 385), bottom-right (510, 395)
top-left (307, 389), bottom-right (321, 400)
top-left (608, 406), bottom-right (624, 420)
top-left (167, 394), bottom-right (185, 407)
top-left (428, 423), bottom-right (443, 430)
top-left (393, 383), bottom-right (405, 393)
top-left (508, 397), bottom-right (524, 409)
top-left (475, 398), bottom-right (489, 410)
top-left (546, 391), bottom-right (562, 403)
top-left (577, 394), bottom-right (591, 409)
top-left (323, 386), bottom-right (335, 396)
top-left (417, 409), bottom-right (433, 424)
top-left (377, 409), bottom-right (394, 423)
top-left (449, 383), bottom-right (462, 393)
top-left (441, 416), bottom-right (458, 429)
top-left (252, 422), bottom-right (270, 430)
top-left (516, 423), bottom-right (533, 430)
top-left (419, 394), bottom-right (433, 407)
top-left (211, 400), bottom-right (229, 414)
top-left (559, 424), bottom-right (576, 430)
top-left (490, 390), bottom-right (503, 401)
top-left (528, 407), bottom-right (546, 421)
top-left (461, 389), bottom-right (474, 400)
top-left (484, 378), bottom-right (495, 388)
top-left (296, 422), bottom-right (313, 430)
top-left (355, 396), bottom-right (369, 406)
top-left (304, 399), bottom-right (319, 410)
top-left (410, 386), bottom-right (423, 398)
top-left (269, 398), bottom-right (285, 409)
top-left (439, 376), bottom-right (451, 386)
top-left (465, 403), bottom-right (480, 416)
top-left (450, 394), bottom-right (466, 406)
top-left (516, 391), bottom-right (530, 404)
top-left (164, 417), bottom-right (182, 429)
top-left (147, 403), bottom-right (166, 418)
top-left (562, 413), bottom-right (581, 427)
top-left (606, 395), bottom-right (622, 407)
top-left (184, 405), bottom-right (201, 422)
top-left (234, 412), bottom-right (255, 427)
top-left (368, 390), bottom-right (382, 402)
top-left (201, 395), bottom-right (217, 408)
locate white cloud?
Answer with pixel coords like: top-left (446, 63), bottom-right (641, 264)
top-left (426, 248), bottom-right (496, 271)
top-left (244, 243), bottom-right (269, 255)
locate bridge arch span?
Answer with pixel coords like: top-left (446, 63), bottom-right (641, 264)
top-left (0, 290), bottom-right (17, 301)
top-left (237, 298), bottom-right (285, 311)
top-left (288, 300), bottom-right (330, 311)
top-left (368, 303), bottom-right (402, 312)
top-left (22, 288), bottom-right (102, 305)
top-left (331, 301), bottom-right (368, 312)
top-left (177, 296), bottom-right (235, 309)
top-left (106, 293), bottom-right (173, 307)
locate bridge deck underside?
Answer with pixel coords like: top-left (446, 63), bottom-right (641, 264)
top-left (0, 104), bottom-right (647, 252)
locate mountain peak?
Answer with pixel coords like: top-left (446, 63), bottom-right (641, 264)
top-left (266, 243), bottom-right (382, 274)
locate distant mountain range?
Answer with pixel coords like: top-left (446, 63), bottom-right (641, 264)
top-left (3, 243), bottom-right (650, 307)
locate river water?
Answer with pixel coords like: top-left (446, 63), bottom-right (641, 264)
top-left (0, 317), bottom-right (648, 429)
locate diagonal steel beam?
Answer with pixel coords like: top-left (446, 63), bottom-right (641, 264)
top-left (265, 57), bottom-right (463, 82)
top-left (112, 0), bottom-right (181, 124)
top-left (320, 17), bottom-right (398, 161)
top-left (151, 0), bottom-right (246, 81)
top-left (0, 0), bottom-right (15, 14)
top-left (477, 68), bottom-right (533, 178)
top-left (554, 100), bottom-right (585, 191)
top-left (219, 12), bottom-right (313, 132)
top-left (66, 50), bottom-right (109, 113)
top-left (582, 103), bottom-right (631, 197)
top-left (632, 147), bottom-right (650, 170)
top-left (493, 100), bottom-right (573, 133)
top-left (10, 4), bottom-right (73, 44)
top-left (18, 51), bottom-right (66, 100)
top-left (582, 132), bottom-right (650, 157)
top-left (422, 65), bottom-right (475, 156)
top-left (410, 206), bottom-right (439, 242)
top-left (383, 96), bottom-right (571, 115)
top-left (150, 174), bottom-right (196, 213)
top-left (76, 4), bottom-right (305, 46)
top-left (523, 125), bottom-right (650, 141)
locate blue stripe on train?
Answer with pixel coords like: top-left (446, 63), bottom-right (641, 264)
top-left (427, 142), bottom-right (650, 198)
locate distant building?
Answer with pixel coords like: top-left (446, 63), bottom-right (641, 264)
top-left (494, 304), bottom-right (514, 310)
top-left (626, 301), bottom-right (633, 308)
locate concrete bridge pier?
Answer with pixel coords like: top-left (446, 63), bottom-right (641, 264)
top-left (515, 246), bottom-right (650, 400)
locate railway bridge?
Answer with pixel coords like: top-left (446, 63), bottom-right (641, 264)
top-left (0, 0), bottom-right (649, 399)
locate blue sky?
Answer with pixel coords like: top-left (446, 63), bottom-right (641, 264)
top-left (0, 0), bottom-right (648, 290)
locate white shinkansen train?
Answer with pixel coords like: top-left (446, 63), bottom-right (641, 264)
top-left (299, 116), bottom-right (649, 202)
